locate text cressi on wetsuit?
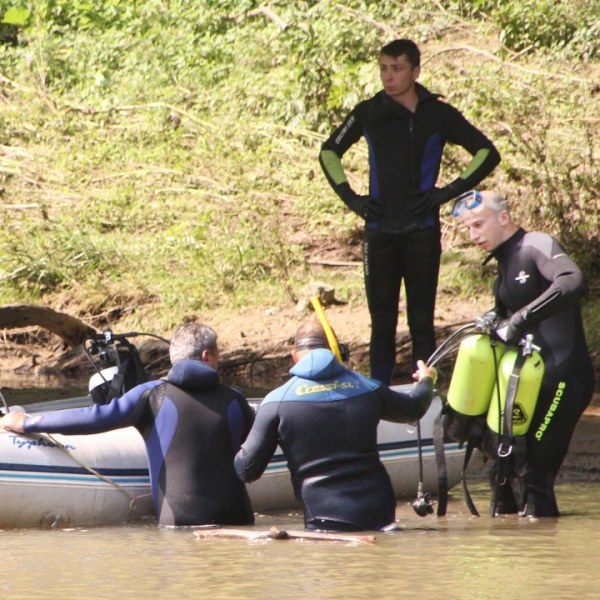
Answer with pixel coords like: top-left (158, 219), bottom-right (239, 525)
top-left (320, 83), bottom-right (500, 383)
top-left (23, 359), bottom-right (256, 526)
top-left (234, 348), bottom-right (433, 531)
top-left (489, 228), bottom-right (595, 516)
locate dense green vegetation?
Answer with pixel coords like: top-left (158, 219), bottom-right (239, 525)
top-left (0, 1), bottom-right (598, 367)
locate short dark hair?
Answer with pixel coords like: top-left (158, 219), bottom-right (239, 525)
top-left (380, 39), bottom-right (420, 68)
top-left (294, 321), bottom-right (329, 352)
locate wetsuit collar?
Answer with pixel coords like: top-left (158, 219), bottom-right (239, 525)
top-left (379, 82), bottom-right (439, 102)
top-left (415, 82), bottom-right (441, 102)
top-left (483, 227), bottom-right (527, 265)
top-left (167, 359), bottom-right (220, 391)
top-left (372, 83), bottom-right (440, 121)
top-left (290, 348), bottom-right (346, 381)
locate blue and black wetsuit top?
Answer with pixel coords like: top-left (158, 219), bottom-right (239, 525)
top-left (320, 83), bottom-right (500, 233)
top-left (235, 349), bottom-right (433, 531)
top-left (24, 360), bottom-right (255, 527)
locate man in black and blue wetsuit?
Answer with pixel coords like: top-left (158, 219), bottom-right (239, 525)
top-left (319, 38), bottom-right (500, 385)
top-left (454, 190), bottom-right (595, 517)
top-left (0, 322), bottom-right (255, 527)
top-left (234, 321), bottom-right (437, 532)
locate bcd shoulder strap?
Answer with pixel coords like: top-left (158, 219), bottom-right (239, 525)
top-left (498, 350), bottom-right (527, 458)
top-left (432, 407), bottom-right (448, 516)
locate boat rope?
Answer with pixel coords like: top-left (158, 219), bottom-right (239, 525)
top-left (40, 433), bottom-right (151, 510)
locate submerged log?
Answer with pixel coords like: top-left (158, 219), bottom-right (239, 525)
top-left (194, 526), bottom-right (376, 544)
top-left (0, 304), bottom-right (96, 348)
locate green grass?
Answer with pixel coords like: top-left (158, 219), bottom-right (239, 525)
top-left (0, 0), bottom-right (598, 376)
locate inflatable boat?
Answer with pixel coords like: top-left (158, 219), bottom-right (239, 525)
top-left (0, 391), bottom-right (464, 528)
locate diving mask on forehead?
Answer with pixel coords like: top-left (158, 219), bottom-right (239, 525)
top-left (451, 190), bottom-right (482, 218)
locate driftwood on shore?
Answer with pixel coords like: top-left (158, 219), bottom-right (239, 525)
top-left (217, 321), bottom-right (466, 386)
top-left (0, 304), bottom-right (96, 348)
top-left (0, 302), bottom-right (469, 386)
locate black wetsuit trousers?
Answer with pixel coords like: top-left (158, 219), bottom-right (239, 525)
top-left (364, 227), bottom-right (441, 384)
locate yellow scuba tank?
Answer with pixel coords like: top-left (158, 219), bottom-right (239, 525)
top-left (447, 334), bottom-right (504, 416)
top-left (486, 346), bottom-right (545, 435)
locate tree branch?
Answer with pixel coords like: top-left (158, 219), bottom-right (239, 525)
top-left (0, 304), bottom-right (96, 348)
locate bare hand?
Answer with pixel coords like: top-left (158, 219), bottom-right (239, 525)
top-left (0, 412), bottom-right (27, 433)
top-left (412, 360), bottom-right (437, 384)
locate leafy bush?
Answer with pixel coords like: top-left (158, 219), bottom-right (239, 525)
top-left (0, 0), bottom-right (598, 329)
top-left (445, 0), bottom-right (600, 59)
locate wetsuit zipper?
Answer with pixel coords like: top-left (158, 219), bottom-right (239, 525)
top-left (408, 114), bottom-right (426, 229)
top-left (408, 117), bottom-right (417, 191)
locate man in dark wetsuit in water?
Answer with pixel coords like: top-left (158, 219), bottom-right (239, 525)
top-left (454, 190), bottom-right (595, 517)
top-left (234, 321), bottom-right (437, 532)
top-left (0, 322), bottom-right (255, 527)
top-left (319, 38), bottom-right (500, 384)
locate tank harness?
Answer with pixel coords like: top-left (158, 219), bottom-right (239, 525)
top-left (437, 322), bottom-right (544, 516)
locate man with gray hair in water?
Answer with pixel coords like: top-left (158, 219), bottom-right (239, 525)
top-left (0, 321), bottom-right (256, 527)
top-left (452, 190), bottom-right (595, 517)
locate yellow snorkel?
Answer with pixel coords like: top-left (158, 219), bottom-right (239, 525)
top-left (310, 295), bottom-right (343, 363)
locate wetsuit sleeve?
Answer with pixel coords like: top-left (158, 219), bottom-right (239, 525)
top-left (319, 104), bottom-right (366, 201)
top-left (440, 103), bottom-right (500, 195)
top-left (22, 381), bottom-right (161, 435)
top-left (234, 402), bottom-right (280, 483)
top-left (377, 378), bottom-right (434, 423)
top-left (508, 237), bottom-right (587, 330)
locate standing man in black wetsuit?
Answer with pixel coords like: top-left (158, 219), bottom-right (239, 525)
top-left (453, 190), bottom-right (595, 517)
top-left (319, 38), bottom-right (500, 385)
top-left (0, 322), bottom-right (255, 527)
top-left (234, 320), bottom-right (437, 532)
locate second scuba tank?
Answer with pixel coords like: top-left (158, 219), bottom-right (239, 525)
top-left (447, 334), bottom-right (504, 416)
top-left (486, 347), bottom-right (545, 435)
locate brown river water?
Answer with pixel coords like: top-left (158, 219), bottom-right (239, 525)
top-left (1, 387), bottom-right (599, 599)
top-left (1, 483), bottom-right (599, 599)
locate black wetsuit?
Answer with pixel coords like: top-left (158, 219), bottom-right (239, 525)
top-left (23, 360), bottom-right (255, 526)
top-left (320, 84), bottom-right (500, 383)
top-left (488, 228), bottom-right (595, 516)
top-left (234, 348), bottom-right (433, 531)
